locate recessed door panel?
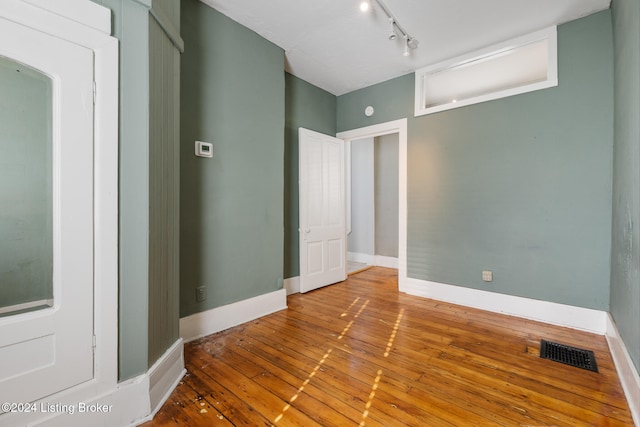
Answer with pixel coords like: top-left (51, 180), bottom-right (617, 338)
top-left (299, 128), bottom-right (347, 293)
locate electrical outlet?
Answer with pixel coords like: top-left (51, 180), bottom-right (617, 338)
top-left (482, 270), bottom-right (493, 282)
top-left (195, 286), bottom-right (207, 302)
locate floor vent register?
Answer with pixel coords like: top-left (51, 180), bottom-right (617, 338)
top-left (539, 340), bottom-right (598, 372)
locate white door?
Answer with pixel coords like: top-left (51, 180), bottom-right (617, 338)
top-left (0, 14), bottom-right (95, 405)
top-left (299, 128), bottom-right (347, 293)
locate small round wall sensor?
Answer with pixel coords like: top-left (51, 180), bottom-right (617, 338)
top-left (365, 106), bottom-right (374, 117)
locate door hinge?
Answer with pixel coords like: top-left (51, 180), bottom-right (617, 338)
top-left (92, 335), bottom-right (97, 352)
top-left (92, 81), bottom-right (97, 105)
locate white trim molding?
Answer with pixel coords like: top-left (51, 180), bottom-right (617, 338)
top-left (284, 276), bottom-right (300, 296)
top-left (180, 289), bottom-right (288, 342)
top-left (337, 118), bottom-right (408, 289)
top-left (12, 339), bottom-right (184, 427)
top-left (347, 252), bottom-right (399, 269)
top-left (147, 339), bottom-right (185, 416)
top-left (348, 251), bottom-right (375, 265)
top-left (400, 277), bottom-right (608, 334)
top-left (606, 315), bottom-right (640, 425)
top-left (0, 1), bottom-right (120, 426)
top-left (375, 255), bottom-right (399, 269)
top-left (0, 299), bottom-right (54, 315)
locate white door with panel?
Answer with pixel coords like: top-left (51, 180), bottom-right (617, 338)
top-left (299, 128), bottom-right (347, 293)
top-left (0, 12), bottom-right (95, 406)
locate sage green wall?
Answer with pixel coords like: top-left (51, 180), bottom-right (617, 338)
top-left (374, 134), bottom-right (399, 258)
top-left (611, 0), bottom-right (640, 372)
top-left (91, 0), bottom-right (150, 380)
top-left (91, 0), bottom-right (182, 380)
top-left (337, 11), bottom-right (613, 310)
top-left (181, 0), bottom-right (285, 316)
top-left (284, 73), bottom-right (337, 279)
top-left (0, 58), bottom-right (52, 308)
top-left (147, 1), bottom-right (181, 368)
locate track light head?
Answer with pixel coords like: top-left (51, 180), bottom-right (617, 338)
top-left (403, 35), bottom-right (410, 57)
top-left (388, 17), bottom-right (397, 40)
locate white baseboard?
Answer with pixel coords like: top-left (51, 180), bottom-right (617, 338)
top-left (284, 276), bottom-right (300, 295)
top-left (348, 252), bottom-right (399, 269)
top-left (399, 276), bottom-right (608, 334)
top-left (348, 252), bottom-right (374, 265)
top-left (375, 255), bottom-right (398, 269)
top-left (179, 289), bottom-right (287, 342)
top-left (606, 314), bottom-right (640, 426)
top-left (27, 338), bottom-right (185, 427)
top-left (147, 339), bottom-right (185, 416)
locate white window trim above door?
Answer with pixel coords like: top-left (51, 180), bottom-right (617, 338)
top-left (0, 0), bottom-right (118, 425)
top-left (337, 119), bottom-right (408, 287)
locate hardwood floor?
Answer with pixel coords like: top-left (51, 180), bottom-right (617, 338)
top-left (141, 267), bottom-right (634, 426)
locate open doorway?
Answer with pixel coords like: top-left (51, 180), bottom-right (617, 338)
top-left (347, 134), bottom-right (399, 274)
top-left (338, 119), bottom-right (408, 287)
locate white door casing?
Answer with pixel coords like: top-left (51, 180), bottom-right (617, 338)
top-left (299, 128), bottom-right (347, 293)
top-left (337, 119), bottom-right (408, 287)
top-left (0, 1), bottom-right (99, 411)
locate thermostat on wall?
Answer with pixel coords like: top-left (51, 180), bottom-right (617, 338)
top-left (195, 141), bottom-right (213, 158)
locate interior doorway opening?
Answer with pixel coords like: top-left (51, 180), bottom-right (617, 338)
top-left (347, 134), bottom-right (399, 274)
top-left (338, 118), bottom-right (408, 289)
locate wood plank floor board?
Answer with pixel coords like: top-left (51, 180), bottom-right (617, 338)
top-left (199, 336), bottom-right (374, 426)
top-left (182, 363), bottom-right (274, 427)
top-left (140, 267), bottom-right (634, 427)
top-left (239, 325), bottom-right (449, 426)
top-left (422, 348), bottom-right (629, 426)
top-left (268, 294), bottom-right (621, 418)
top-left (187, 350), bottom-right (324, 427)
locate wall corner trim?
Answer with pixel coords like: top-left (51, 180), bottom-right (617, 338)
top-left (147, 339), bottom-right (186, 417)
top-left (399, 276), bottom-right (608, 334)
top-left (284, 276), bottom-right (300, 295)
top-left (606, 314), bottom-right (640, 426)
top-left (179, 289), bottom-right (288, 342)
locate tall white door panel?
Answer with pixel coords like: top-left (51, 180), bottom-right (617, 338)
top-left (299, 128), bottom-right (347, 293)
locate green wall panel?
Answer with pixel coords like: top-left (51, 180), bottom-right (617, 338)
top-left (284, 73), bottom-right (337, 279)
top-left (338, 11), bottom-right (613, 310)
top-left (92, 0), bottom-right (151, 381)
top-left (92, 0), bottom-right (182, 380)
top-left (148, 5), bottom-right (181, 368)
top-left (181, 0), bottom-right (285, 317)
top-left (611, 0), bottom-right (640, 372)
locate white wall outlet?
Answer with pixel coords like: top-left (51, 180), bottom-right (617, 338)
top-left (195, 141), bottom-right (213, 158)
top-left (482, 270), bottom-right (493, 282)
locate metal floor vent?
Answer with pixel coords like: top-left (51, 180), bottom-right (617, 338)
top-left (540, 340), bottom-right (598, 372)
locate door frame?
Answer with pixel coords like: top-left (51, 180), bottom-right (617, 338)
top-left (0, 0), bottom-right (118, 423)
top-left (337, 118), bottom-right (408, 288)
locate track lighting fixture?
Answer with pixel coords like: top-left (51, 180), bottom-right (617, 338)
top-left (403, 35), bottom-right (410, 57)
top-left (360, 0), bottom-right (419, 57)
top-left (388, 17), bottom-right (397, 41)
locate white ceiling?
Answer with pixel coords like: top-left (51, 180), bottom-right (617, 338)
top-left (199, 0), bottom-right (611, 96)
